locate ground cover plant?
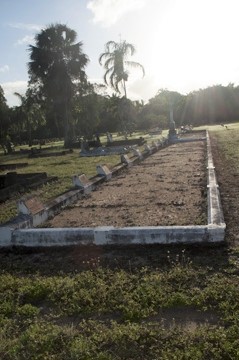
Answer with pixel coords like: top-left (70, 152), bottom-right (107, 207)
top-left (0, 124), bottom-right (239, 358)
top-left (0, 244), bottom-right (239, 359)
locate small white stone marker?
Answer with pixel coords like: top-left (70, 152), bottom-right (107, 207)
top-left (132, 148), bottom-right (143, 160)
top-left (120, 154), bottom-right (132, 166)
top-left (162, 137), bottom-right (168, 145)
top-left (144, 144), bottom-right (152, 153)
top-left (72, 174), bottom-right (93, 194)
top-left (152, 141), bottom-right (159, 149)
top-left (96, 164), bottom-right (112, 180)
top-left (18, 197), bottom-right (45, 215)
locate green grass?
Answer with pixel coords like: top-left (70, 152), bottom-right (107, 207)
top-left (0, 247), bottom-right (239, 359)
top-left (0, 149), bottom-right (120, 224)
top-left (209, 123), bottom-right (239, 172)
top-left (191, 123), bottom-right (239, 172)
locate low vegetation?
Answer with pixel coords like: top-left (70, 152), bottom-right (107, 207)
top-left (0, 124), bottom-right (239, 358)
top-left (0, 245), bottom-right (239, 359)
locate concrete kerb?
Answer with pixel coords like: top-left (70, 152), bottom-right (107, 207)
top-left (0, 132), bottom-right (226, 246)
top-left (206, 132), bottom-right (225, 226)
top-left (11, 225), bottom-right (223, 247)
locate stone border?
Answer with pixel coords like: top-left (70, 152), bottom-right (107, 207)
top-left (0, 132), bottom-right (226, 246)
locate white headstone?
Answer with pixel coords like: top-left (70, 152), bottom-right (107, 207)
top-left (18, 197), bottom-right (45, 215)
top-left (72, 174), bottom-right (93, 194)
top-left (132, 148), bottom-right (143, 160)
top-left (144, 144), bottom-right (152, 153)
top-left (152, 141), bottom-right (159, 150)
top-left (120, 154), bottom-right (132, 166)
top-left (96, 165), bottom-right (112, 180)
top-left (106, 132), bottom-right (113, 143)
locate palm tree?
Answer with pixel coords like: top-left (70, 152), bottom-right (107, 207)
top-left (28, 24), bottom-right (89, 147)
top-left (99, 40), bottom-right (145, 98)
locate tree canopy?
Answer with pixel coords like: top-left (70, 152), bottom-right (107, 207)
top-left (99, 40), bottom-right (145, 98)
top-left (0, 85), bottom-right (10, 146)
top-left (28, 23), bottom-right (89, 147)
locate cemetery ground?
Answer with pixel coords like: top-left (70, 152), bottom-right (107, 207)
top-left (0, 125), bottom-right (239, 358)
top-left (47, 139), bottom-right (207, 228)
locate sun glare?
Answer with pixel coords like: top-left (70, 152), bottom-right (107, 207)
top-left (133, 0), bottom-right (239, 95)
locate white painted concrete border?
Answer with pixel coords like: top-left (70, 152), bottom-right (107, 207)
top-left (206, 132), bottom-right (225, 225)
top-left (0, 132), bottom-right (226, 246)
top-left (11, 225), bottom-right (224, 246)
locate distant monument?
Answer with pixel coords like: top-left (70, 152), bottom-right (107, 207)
top-left (168, 102), bottom-right (177, 142)
top-left (106, 132), bottom-right (113, 143)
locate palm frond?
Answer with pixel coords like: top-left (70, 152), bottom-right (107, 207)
top-left (122, 42), bottom-right (136, 57)
top-left (99, 39), bottom-right (144, 97)
top-left (103, 67), bottom-right (114, 85)
top-left (124, 61), bottom-right (145, 77)
top-left (105, 41), bottom-right (117, 52)
top-left (99, 52), bottom-right (111, 65)
top-left (103, 57), bottom-right (114, 69)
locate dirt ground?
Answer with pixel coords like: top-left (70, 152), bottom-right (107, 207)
top-left (47, 138), bottom-right (207, 228)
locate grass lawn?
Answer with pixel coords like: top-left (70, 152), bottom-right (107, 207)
top-left (0, 125), bottom-right (239, 358)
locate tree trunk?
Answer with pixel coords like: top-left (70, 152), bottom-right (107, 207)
top-left (64, 100), bottom-right (73, 148)
top-left (123, 80), bottom-right (127, 98)
top-left (28, 116), bottom-right (32, 147)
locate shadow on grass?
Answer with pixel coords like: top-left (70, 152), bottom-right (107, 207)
top-left (0, 242), bottom-right (230, 276)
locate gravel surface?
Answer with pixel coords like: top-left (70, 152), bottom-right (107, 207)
top-left (46, 137), bottom-right (207, 228)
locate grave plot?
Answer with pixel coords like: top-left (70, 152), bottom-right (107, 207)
top-left (0, 172), bottom-right (58, 203)
top-left (47, 140), bottom-right (207, 228)
top-left (0, 163), bottom-right (28, 171)
top-left (28, 149), bottom-right (73, 158)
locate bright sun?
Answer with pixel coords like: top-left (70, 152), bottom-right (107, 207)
top-left (134, 0), bottom-right (239, 95)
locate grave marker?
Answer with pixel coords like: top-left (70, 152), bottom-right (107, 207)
top-left (120, 154), bottom-right (132, 166)
top-left (72, 174), bottom-right (93, 194)
top-left (144, 144), bottom-right (152, 153)
top-left (132, 148), bottom-right (143, 160)
top-left (96, 165), bottom-right (112, 180)
top-left (152, 141), bottom-right (159, 150)
top-left (18, 197), bottom-right (45, 215)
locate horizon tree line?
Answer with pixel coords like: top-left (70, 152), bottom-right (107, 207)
top-left (1, 23), bottom-right (239, 151)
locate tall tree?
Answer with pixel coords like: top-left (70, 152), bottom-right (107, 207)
top-left (99, 40), bottom-right (145, 98)
top-left (0, 86), bottom-right (10, 150)
top-left (147, 89), bottom-right (184, 128)
top-left (14, 90), bottom-right (45, 145)
top-left (98, 94), bottom-right (136, 134)
top-left (28, 23), bottom-right (89, 147)
top-left (73, 82), bottom-right (101, 139)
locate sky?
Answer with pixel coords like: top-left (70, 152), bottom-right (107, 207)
top-left (1, 0), bottom-right (239, 107)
